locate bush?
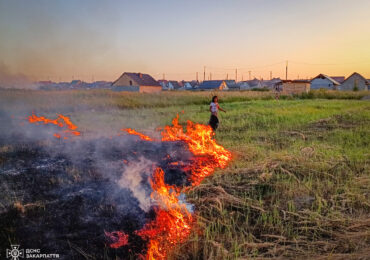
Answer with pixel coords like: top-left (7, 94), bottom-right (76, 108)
top-left (251, 87), bottom-right (270, 92)
top-left (296, 91), bottom-right (314, 99)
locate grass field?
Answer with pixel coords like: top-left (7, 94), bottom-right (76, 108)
top-left (1, 89), bottom-right (369, 259)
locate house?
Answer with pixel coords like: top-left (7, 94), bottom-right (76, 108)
top-left (275, 80), bottom-right (310, 95)
top-left (198, 80), bottom-right (228, 90)
top-left (183, 80), bottom-right (199, 90)
top-left (224, 80), bottom-right (239, 90)
top-left (112, 72), bottom-right (161, 93)
top-left (158, 80), bottom-right (168, 90)
top-left (331, 76), bottom-right (345, 84)
top-left (238, 81), bottom-right (251, 90)
top-left (339, 72), bottom-right (369, 91)
top-left (179, 80), bottom-right (186, 88)
top-left (243, 78), bottom-right (263, 89)
top-left (166, 81), bottom-right (182, 90)
top-left (310, 74), bottom-right (341, 90)
top-left (262, 78), bottom-right (282, 89)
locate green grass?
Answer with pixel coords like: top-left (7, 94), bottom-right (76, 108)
top-left (1, 89), bottom-right (369, 259)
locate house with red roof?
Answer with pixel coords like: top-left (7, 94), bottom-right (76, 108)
top-left (112, 72), bottom-right (161, 93)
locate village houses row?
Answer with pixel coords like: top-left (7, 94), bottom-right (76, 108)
top-left (36, 72), bottom-right (369, 93)
top-left (111, 72), bottom-right (369, 94)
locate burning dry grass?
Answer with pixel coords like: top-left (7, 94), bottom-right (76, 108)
top-left (0, 89), bottom-right (369, 259)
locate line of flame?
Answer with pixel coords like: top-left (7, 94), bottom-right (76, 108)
top-left (122, 128), bottom-right (153, 141)
top-left (27, 113), bottom-right (81, 138)
top-left (123, 115), bottom-right (231, 259)
top-left (26, 113), bottom-right (231, 259)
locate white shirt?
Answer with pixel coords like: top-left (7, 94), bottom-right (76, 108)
top-left (210, 102), bottom-right (219, 113)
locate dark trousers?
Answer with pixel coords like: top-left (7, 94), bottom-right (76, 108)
top-left (209, 114), bottom-right (219, 131)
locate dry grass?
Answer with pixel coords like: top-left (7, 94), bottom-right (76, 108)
top-left (0, 89), bottom-right (369, 259)
top-left (171, 107), bottom-right (370, 259)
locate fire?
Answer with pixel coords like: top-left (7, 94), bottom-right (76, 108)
top-left (161, 114), bottom-right (231, 185)
top-left (122, 128), bottom-right (153, 141)
top-left (27, 113), bottom-right (81, 138)
top-left (111, 115), bottom-right (231, 259)
top-left (26, 113), bottom-right (231, 259)
top-left (104, 231), bottom-right (129, 248)
top-left (136, 167), bottom-right (193, 259)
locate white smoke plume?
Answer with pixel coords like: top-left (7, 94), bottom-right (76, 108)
top-left (118, 157), bottom-right (154, 212)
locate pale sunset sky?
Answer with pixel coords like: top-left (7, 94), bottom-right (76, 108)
top-left (0, 0), bottom-right (369, 82)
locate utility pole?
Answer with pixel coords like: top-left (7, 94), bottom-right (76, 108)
top-left (203, 66), bottom-right (206, 82)
top-left (270, 71), bottom-right (272, 80)
top-left (285, 60), bottom-right (288, 80)
top-left (210, 73), bottom-right (212, 80)
top-left (226, 73), bottom-right (228, 80)
top-left (235, 68), bottom-right (238, 81)
top-left (242, 75), bottom-right (243, 81)
top-left (196, 72), bottom-right (198, 82)
top-left (248, 71), bottom-right (251, 80)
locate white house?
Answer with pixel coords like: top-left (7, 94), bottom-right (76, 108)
top-left (183, 81), bottom-right (199, 90)
top-left (158, 80), bottom-right (168, 90)
top-left (166, 81), bottom-right (182, 90)
top-left (241, 79), bottom-right (263, 89)
top-left (339, 72), bottom-right (369, 91)
top-left (310, 74), bottom-right (341, 90)
top-left (238, 82), bottom-right (251, 90)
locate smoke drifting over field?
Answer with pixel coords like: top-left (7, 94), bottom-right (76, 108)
top-left (0, 63), bottom-right (37, 89)
top-left (0, 105), bottom-right (231, 259)
top-left (0, 117), bottom-right (187, 258)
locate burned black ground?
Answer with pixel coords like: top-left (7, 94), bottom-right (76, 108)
top-left (0, 133), bottom-right (194, 259)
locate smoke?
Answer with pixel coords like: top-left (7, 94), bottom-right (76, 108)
top-left (118, 157), bottom-right (154, 211)
top-left (0, 105), bottom-right (193, 258)
top-left (0, 62), bottom-right (37, 89)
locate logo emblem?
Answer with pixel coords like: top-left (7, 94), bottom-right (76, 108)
top-left (6, 245), bottom-right (24, 260)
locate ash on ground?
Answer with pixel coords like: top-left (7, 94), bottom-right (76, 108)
top-left (0, 132), bottom-right (193, 259)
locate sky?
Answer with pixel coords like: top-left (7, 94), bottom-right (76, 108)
top-left (0, 0), bottom-right (369, 82)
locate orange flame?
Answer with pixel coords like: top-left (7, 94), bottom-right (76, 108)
top-left (104, 231), bottom-right (129, 248)
top-left (27, 113), bottom-right (81, 138)
top-left (136, 167), bottom-right (193, 260)
top-left (26, 112), bottom-right (231, 259)
top-left (161, 114), bottom-right (231, 185)
top-left (122, 128), bottom-right (153, 141)
top-left (119, 115), bottom-right (231, 259)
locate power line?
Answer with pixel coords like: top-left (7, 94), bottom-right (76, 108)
top-left (289, 60), bottom-right (370, 66)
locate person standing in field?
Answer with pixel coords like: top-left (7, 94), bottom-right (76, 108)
top-left (274, 84), bottom-right (281, 100)
top-left (209, 95), bottom-right (226, 131)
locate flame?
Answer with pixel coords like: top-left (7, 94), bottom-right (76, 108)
top-left (122, 128), bottom-right (153, 141)
top-left (104, 231), bottom-right (129, 248)
top-left (27, 113), bottom-right (81, 138)
top-left (26, 113), bottom-right (231, 259)
top-left (136, 167), bottom-right (193, 260)
top-left (161, 114), bottom-right (231, 185)
top-left (116, 115), bottom-right (231, 259)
